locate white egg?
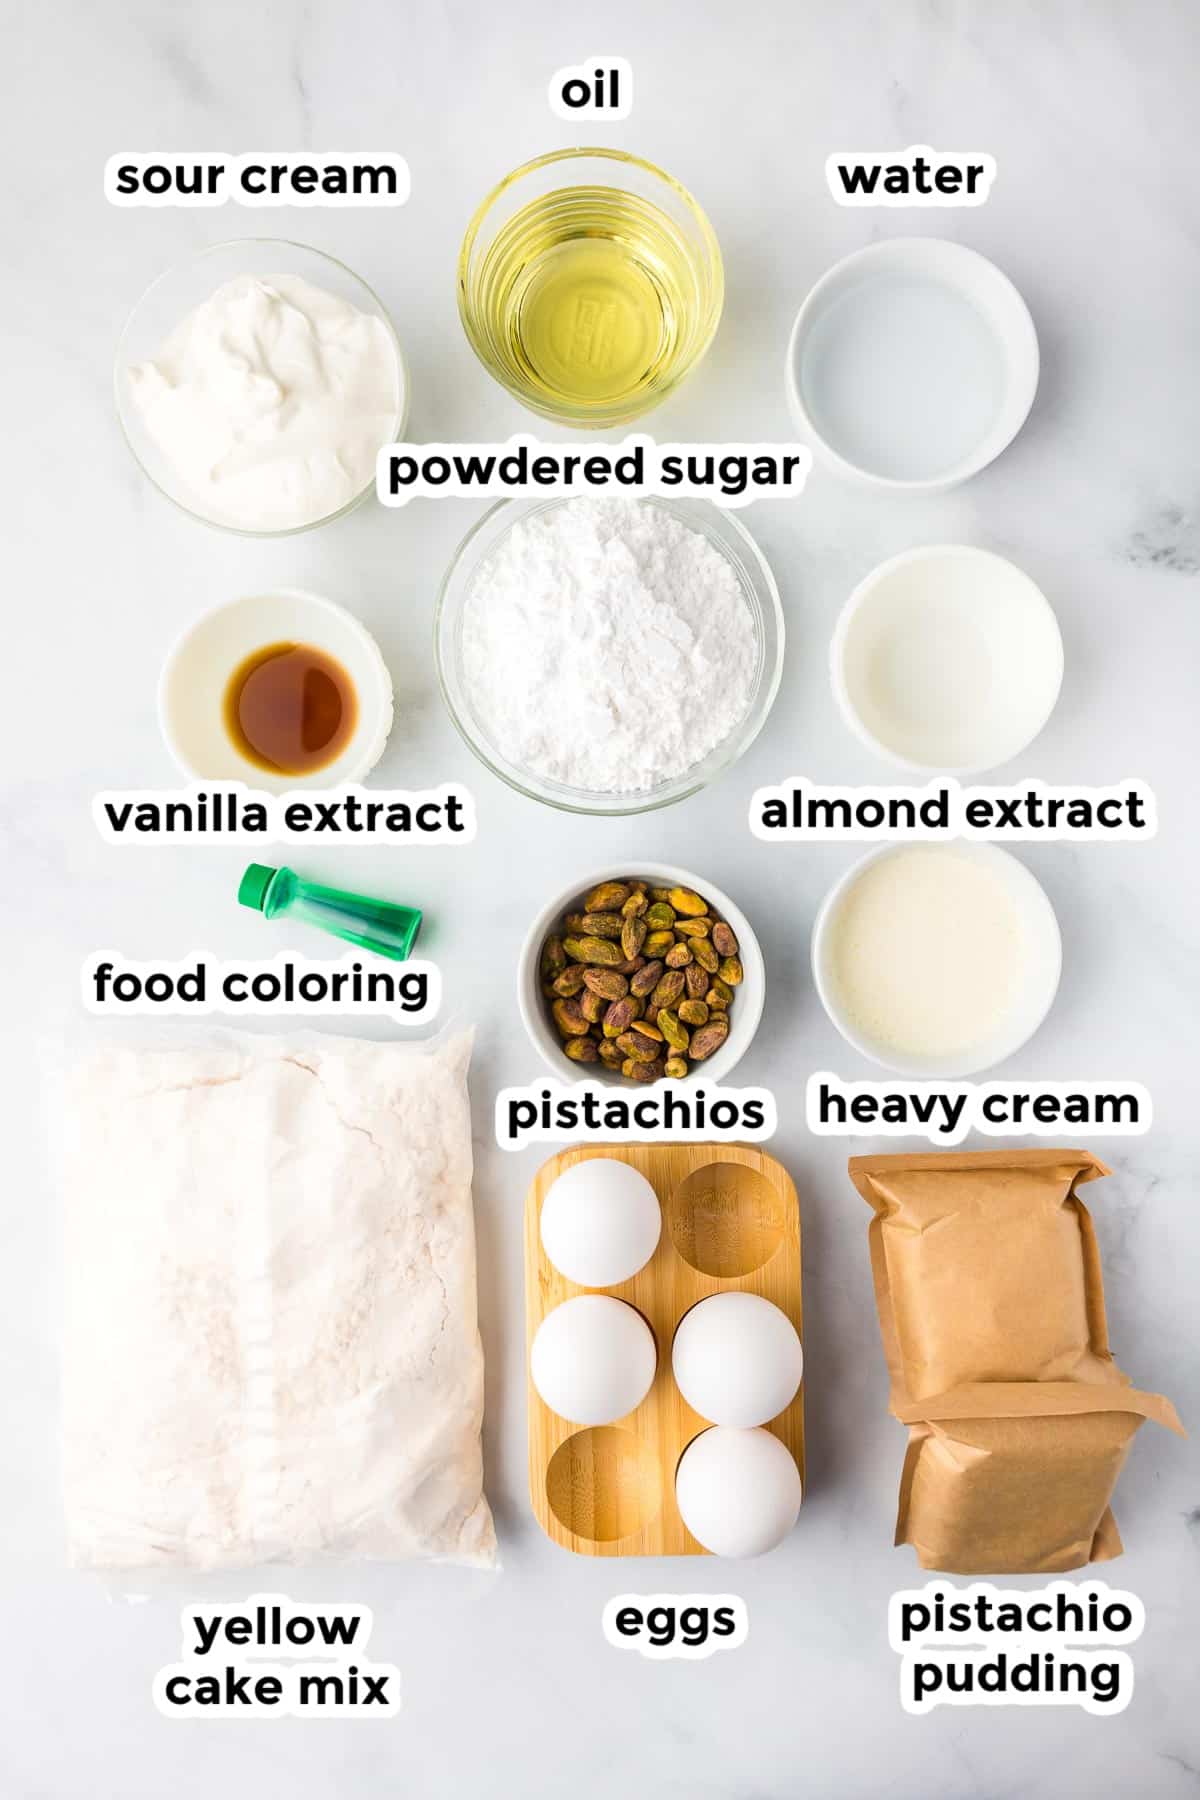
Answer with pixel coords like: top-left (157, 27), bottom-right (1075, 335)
top-left (672, 1291), bottom-right (803, 1427)
top-left (540, 1159), bottom-right (661, 1288)
top-left (676, 1426), bottom-right (802, 1557)
top-left (531, 1296), bottom-right (657, 1425)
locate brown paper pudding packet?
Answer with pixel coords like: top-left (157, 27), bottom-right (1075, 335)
top-left (849, 1149), bottom-right (1114, 1404)
top-left (894, 1385), bottom-right (1183, 1575)
top-left (850, 1150), bottom-right (1184, 1574)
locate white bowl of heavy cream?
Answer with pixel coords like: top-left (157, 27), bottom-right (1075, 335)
top-left (116, 239), bottom-right (407, 535)
top-left (811, 843), bottom-right (1061, 1077)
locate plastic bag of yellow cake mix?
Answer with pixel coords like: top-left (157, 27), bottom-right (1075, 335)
top-left (59, 1029), bottom-right (495, 1572)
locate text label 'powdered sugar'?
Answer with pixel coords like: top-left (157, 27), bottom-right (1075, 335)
top-left (378, 433), bottom-right (811, 507)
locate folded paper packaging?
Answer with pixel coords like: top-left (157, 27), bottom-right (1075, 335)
top-left (849, 1150), bottom-right (1183, 1575)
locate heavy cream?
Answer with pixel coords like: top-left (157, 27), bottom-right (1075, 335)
top-left (127, 272), bottom-right (402, 531)
top-left (827, 846), bottom-right (1024, 1061)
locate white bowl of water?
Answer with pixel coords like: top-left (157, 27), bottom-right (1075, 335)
top-left (785, 239), bottom-right (1038, 493)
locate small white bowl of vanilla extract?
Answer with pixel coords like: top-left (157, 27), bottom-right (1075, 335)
top-left (158, 589), bottom-right (394, 792)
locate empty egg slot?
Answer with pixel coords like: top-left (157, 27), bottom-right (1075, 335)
top-left (545, 1426), bottom-right (663, 1543)
top-left (666, 1160), bottom-right (786, 1278)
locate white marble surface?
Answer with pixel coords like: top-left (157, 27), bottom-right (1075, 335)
top-left (6, 1), bottom-right (1200, 1794)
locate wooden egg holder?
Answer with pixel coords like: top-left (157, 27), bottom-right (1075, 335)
top-left (525, 1143), bottom-right (803, 1556)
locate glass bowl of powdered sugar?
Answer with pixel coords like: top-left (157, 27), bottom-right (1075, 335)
top-left (436, 494), bottom-right (784, 814)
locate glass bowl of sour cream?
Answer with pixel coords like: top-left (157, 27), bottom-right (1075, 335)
top-left (115, 239), bottom-right (408, 535)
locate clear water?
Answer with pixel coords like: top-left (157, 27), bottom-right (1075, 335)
top-left (800, 274), bottom-right (1005, 481)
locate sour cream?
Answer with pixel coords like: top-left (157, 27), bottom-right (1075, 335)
top-left (127, 273), bottom-right (402, 531)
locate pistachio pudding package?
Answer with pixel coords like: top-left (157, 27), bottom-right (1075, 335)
top-left (849, 1149), bottom-right (1183, 1575)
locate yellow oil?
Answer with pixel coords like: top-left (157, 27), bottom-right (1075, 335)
top-left (468, 186), bottom-right (710, 421)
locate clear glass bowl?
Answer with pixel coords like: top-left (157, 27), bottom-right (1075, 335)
top-left (457, 148), bottom-right (724, 428)
top-left (435, 495), bottom-right (785, 815)
top-left (114, 238), bottom-right (409, 536)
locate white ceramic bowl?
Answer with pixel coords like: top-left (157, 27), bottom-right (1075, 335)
top-left (785, 239), bottom-right (1038, 492)
top-left (831, 545), bottom-right (1064, 773)
top-left (158, 588), bottom-right (394, 793)
top-left (811, 842), bottom-right (1061, 1077)
top-left (518, 863), bottom-right (765, 1085)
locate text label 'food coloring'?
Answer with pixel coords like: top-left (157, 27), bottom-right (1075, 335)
top-left (83, 952), bottom-right (439, 1022)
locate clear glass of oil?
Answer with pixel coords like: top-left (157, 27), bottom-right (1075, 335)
top-left (458, 148), bottom-right (724, 428)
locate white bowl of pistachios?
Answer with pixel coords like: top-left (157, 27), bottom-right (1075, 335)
top-left (518, 863), bottom-right (765, 1087)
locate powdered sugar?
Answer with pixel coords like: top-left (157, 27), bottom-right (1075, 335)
top-left (460, 497), bottom-right (759, 794)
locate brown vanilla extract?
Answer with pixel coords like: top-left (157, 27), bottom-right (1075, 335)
top-left (223, 642), bottom-right (357, 776)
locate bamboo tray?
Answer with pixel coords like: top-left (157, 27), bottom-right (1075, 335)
top-left (525, 1143), bottom-right (803, 1557)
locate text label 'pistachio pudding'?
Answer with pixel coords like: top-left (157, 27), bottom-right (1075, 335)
top-left (127, 272), bottom-right (403, 532)
top-left (459, 496), bottom-right (759, 800)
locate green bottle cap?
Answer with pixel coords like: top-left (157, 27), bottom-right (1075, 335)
top-left (394, 908), bottom-right (422, 959)
top-left (238, 863), bottom-right (279, 913)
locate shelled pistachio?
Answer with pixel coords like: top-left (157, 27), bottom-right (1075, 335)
top-left (540, 876), bottom-right (745, 1081)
